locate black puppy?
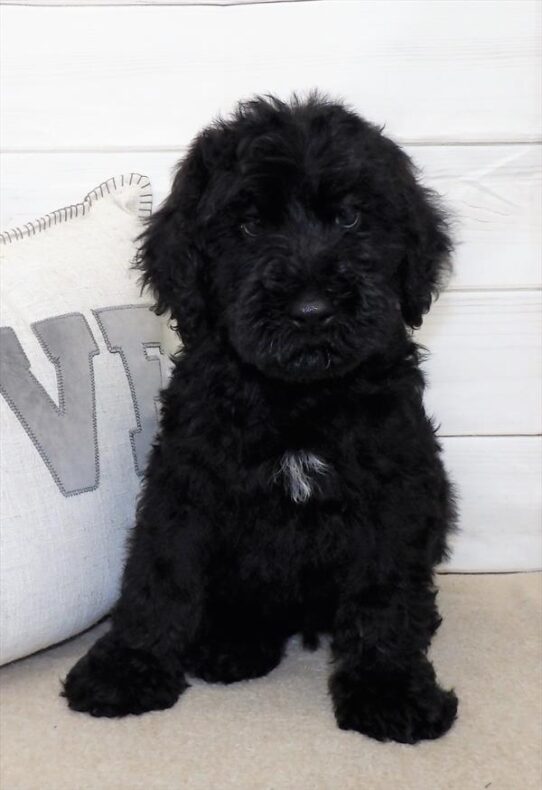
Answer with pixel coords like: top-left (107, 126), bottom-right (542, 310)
top-left (62, 93), bottom-right (458, 743)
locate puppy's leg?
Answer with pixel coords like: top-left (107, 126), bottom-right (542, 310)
top-left (329, 578), bottom-right (457, 743)
top-left (61, 478), bottom-right (207, 717)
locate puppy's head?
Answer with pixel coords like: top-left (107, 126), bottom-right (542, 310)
top-left (137, 93), bottom-right (452, 382)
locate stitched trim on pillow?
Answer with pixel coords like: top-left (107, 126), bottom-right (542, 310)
top-left (0, 173), bottom-right (152, 245)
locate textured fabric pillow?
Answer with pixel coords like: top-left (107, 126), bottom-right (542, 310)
top-left (0, 175), bottom-right (175, 665)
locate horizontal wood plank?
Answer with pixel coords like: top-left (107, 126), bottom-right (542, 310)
top-left (1, 1), bottom-right (540, 149)
top-left (441, 436), bottom-right (542, 571)
top-left (419, 290), bottom-right (542, 437)
top-left (2, 145), bottom-right (541, 289)
top-left (1, 1), bottom-right (296, 4)
top-left (417, 145), bottom-right (542, 291)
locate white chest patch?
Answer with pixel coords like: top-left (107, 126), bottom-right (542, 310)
top-left (278, 451), bottom-right (329, 503)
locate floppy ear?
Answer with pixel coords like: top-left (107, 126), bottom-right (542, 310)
top-left (395, 151), bottom-right (453, 329)
top-left (135, 139), bottom-right (210, 347)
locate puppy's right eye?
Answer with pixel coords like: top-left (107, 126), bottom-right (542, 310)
top-left (335, 209), bottom-right (360, 230)
top-left (241, 219), bottom-right (262, 238)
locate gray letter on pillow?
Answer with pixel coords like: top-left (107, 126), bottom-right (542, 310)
top-left (94, 306), bottom-right (165, 476)
top-left (0, 314), bottom-right (100, 496)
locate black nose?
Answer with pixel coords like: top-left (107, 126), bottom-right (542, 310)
top-left (290, 292), bottom-right (334, 324)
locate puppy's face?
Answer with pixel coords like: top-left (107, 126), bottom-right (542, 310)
top-left (210, 117), bottom-right (406, 382)
top-left (139, 96), bottom-right (451, 382)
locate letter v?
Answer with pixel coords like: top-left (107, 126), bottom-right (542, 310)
top-left (0, 314), bottom-right (99, 496)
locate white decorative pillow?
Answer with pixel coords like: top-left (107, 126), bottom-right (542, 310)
top-left (0, 175), bottom-right (175, 665)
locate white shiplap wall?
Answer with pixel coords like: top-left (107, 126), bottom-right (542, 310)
top-left (1, 0), bottom-right (541, 570)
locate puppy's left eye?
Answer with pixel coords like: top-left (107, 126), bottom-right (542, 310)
top-left (335, 210), bottom-right (360, 230)
top-left (241, 219), bottom-right (262, 237)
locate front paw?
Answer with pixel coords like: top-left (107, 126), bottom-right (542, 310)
top-left (61, 633), bottom-right (188, 717)
top-left (330, 658), bottom-right (458, 744)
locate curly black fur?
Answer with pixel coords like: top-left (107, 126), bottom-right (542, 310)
top-left (62, 93), bottom-right (458, 743)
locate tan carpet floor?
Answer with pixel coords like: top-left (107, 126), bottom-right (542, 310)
top-left (1, 573), bottom-right (541, 790)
